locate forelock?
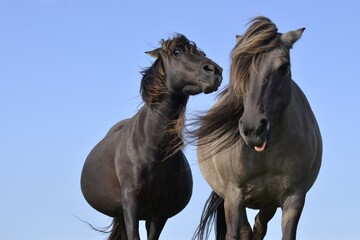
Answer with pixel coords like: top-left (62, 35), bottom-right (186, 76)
top-left (160, 34), bottom-right (200, 56)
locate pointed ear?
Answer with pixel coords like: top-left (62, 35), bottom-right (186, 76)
top-left (280, 28), bottom-right (305, 48)
top-left (145, 48), bottom-right (162, 58)
top-left (235, 35), bottom-right (243, 42)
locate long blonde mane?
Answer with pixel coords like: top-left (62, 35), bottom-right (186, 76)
top-left (192, 17), bottom-right (282, 154)
top-left (230, 16), bottom-right (279, 95)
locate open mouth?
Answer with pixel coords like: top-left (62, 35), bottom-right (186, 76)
top-left (254, 137), bottom-right (267, 152)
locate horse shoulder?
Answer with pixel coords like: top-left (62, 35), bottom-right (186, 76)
top-left (287, 81), bottom-right (320, 141)
top-left (198, 141), bottom-right (239, 197)
top-left (285, 81), bottom-right (322, 186)
top-left (290, 81), bottom-right (316, 121)
top-left (106, 110), bottom-right (146, 153)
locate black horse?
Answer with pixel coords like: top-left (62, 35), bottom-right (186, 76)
top-left (81, 34), bottom-right (223, 240)
top-left (193, 17), bottom-right (322, 240)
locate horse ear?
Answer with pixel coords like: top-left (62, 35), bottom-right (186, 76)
top-left (280, 28), bottom-right (305, 48)
top-left (145, 48), bottom-right (162, 58)
top-left (236, 35), bottom-right (243, 42)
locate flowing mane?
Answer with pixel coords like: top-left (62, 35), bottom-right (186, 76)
top-left (140, 34), bottom-right (203, 159)
top-left (161, 106), bottom-right (186, 159)
top-left (160, 34), bottom-right (201, 56)
top-left (140, 58), bottom-right (167, 106)
top-left (231, 16), bottom-right (279, 94)
top-left (192, 16), bottom-right (282, 154)
top-left (140, 34), bottom-right (201, 106)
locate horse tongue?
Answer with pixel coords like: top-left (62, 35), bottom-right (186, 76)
top-left (254, 139), bottom-right (267, 152)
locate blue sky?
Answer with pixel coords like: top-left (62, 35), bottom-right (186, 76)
top-left (1, 0), bottom-right (359, 239)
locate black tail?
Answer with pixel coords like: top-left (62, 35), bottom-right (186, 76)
top-left (107, 217), bottom-right (123, 240)
top-left (76, 216), bottom-right (124, 239)
top-left (193, 191), bottom-right (226, 240)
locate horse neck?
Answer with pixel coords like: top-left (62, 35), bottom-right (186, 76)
top-left (142, 92), bottom-right (189, 160)
top-left (271, 82), bottom-right (305, 140)
top-left (153, 93), bottom-right (188, 121)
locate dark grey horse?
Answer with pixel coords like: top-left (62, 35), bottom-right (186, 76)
top-left (193, 17), bottom-right (322, 240)
top-left (81, 34), bottom-right (223, 240)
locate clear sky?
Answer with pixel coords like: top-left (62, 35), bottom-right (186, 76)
top-left (1, 0), bottom-right (359, 239)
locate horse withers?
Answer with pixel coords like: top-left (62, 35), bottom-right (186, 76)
top-left (193, 17), bottom-right (322, 240)
top-left (81, 34), bottom-right (222, 240)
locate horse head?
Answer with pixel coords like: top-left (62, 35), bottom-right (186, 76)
top-left (233, 17), bottom-right (304, 152)
top-left (145, 34), bottom-right (223, 96)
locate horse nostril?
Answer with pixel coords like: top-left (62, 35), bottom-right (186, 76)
top-left (215, 67), bottom-right (222, 76)
top-left (203, 64), bottom-right (215, 73)
top-left (243, 129), bottom-right (249, 137)
top-left (256, 118), bottom-right (269, 135)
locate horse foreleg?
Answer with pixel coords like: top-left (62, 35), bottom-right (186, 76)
top-left (238, 207), bottom-right (253, 240)
top-left (118, 217), bottom-right (128, 240)
top-left (281, 194), bottom-right (305, 240)
top-left (122, 196), bottom-right (140, 240)
top-left (145, 217), bottom-right (167, 240)
top-left (253, 208), bottom-right (277, 240)
top-left (224, 196), bottom-right (240, 240)
top-left (224, 189), bottom-right (252, 240)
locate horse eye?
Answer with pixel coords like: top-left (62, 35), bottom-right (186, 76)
top-left (278, 63), bottom-right (290, 75)
top-left (173, 49), bottom-right (181, 56)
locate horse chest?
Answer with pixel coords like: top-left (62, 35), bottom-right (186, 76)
top-left (123, 152), bottom-right (191, 196)
top-left (204, 143), bottom-right (306, 208)
top-left (235, 157), bottom-right (281, 205)
top-left (134, 155), bottom-right (192, 218)
top-left (238, 172), bottom-right (287, 208)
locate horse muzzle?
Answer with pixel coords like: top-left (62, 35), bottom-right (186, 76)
top-left (198, 75), bottom-right (223, 94)
top-left (239, 117), bottom-right (271, 152)
top-left (198, 61), bottom-right (223, 94)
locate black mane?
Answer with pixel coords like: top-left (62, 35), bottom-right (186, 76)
top-left (140, 58), bottom-right (167, 106)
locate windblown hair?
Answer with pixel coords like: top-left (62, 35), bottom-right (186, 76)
top-left (192, 16), bottom-right (281, 154)
top-left (160, 34), bottom-right (201, 57)
top-left (161, 105), bottom-right (186, 159)
top-left (140, 34), bottom-right (200, 106)
top-left (230, 16), bottom-right (279, 94)
top-left (140, 34), bottom-right (199, 159)
top-left (140, 58), bottom-right (167, 106)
